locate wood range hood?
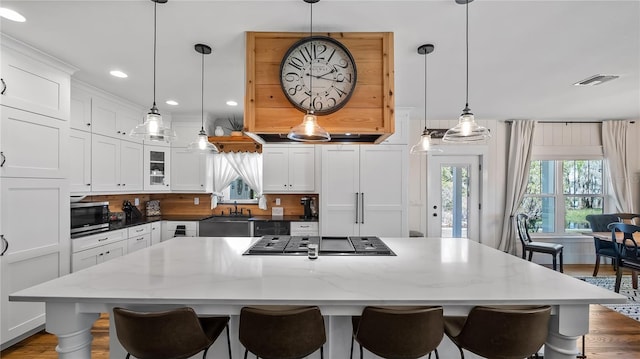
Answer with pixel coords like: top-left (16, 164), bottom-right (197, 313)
top-left (244, 32), bottom-right (395, 144)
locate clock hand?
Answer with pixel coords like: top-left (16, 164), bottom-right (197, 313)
top-left (307, 68), bottom-right (337, 79)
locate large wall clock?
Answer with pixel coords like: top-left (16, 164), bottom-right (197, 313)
top-left (280, 36), bottom-right (357, 115)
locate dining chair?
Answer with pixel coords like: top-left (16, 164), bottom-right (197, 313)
top-left (608, 222), bottom-right (640, 293)
top-left (239, 305), bottom-right (326, 359)
top-left (443, 305), bottom-right (551, 359)
top-left (113, 307), bottom-right (232, 359)
top-left (585, 214), bottom-right (621, 276)
top-left (515, 214), bottom-right (564, 272)
top-left (614, 213), bottom-right (640, 225)
top-left (350, 306), bottom-right (443, 359)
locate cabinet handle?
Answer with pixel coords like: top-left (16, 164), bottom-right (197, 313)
top-left (98, 238), bottom-right (108, 242)
top-left (0, 151), bottom-right (5, 167)
top-left (86, 183), bottom-right (91, 186)
top-left (137, 237), bottom-right (144, 241)
top-left (99, 253), bottom-right (104, 256)
top-left (105, 251), bottom-right (111, 254)
top-left (117, 131), bottom-right (121, 134)
top-left (355, 192), bottom-right (359, 224)
top-left (360, 192), bottom-right (365, 224)
top-left (86, 123), bottom-right (91, 127)
top-left (1, 235), bottom-right (8, 256)
top-left (117, 184), bottom-right (121, 186)
top-left (135, 228), bottom-right (144, 232)
top-left (122, 183), bottom-right (126, 186)
top-left (1, 78), bottom-right (6, 95)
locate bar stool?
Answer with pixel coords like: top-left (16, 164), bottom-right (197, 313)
top-left (444, 305), bottom-right (551, 359)
top-left (239, 305), bottom-right (326, 359)
top-left (113, 307), bottom-right (232, 359)
top-left (350, 306), bottom-right (444, 359)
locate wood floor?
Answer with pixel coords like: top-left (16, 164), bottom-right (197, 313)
top-left (2, 265), bottom-right (639, 359)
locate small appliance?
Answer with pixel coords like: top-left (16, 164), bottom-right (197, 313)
top-left (300, 197), bottom-right (314, 220)
top-left (70, 202), bottom-right (110, 236)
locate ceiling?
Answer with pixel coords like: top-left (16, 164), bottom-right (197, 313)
top-left (2, 0), bottom-right (639, 124)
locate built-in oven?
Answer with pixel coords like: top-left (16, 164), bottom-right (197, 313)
top-left (70, 202), bottom-right (110, 236)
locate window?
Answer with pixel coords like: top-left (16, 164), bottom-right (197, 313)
top-left (220, 178), bottom-right (257, 204)
top-left (520, 159), bottom-right (604, 234)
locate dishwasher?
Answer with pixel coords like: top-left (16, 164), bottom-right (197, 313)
top-left (253, 220), bottom-right (290, 236)
top-left (199, 217), bottom-right (252, 237)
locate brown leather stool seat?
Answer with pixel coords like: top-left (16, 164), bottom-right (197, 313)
top-left (239, 305), bottom-right (326, 359)
top-left (350, 306), bottom-right (444, 359)
top-left (444, 305), bottom-right (551, 359)
top-left (113, 307), bottom-right (232, 359)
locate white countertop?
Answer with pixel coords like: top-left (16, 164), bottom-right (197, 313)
top-left (11, 237), bottom-right (625, 307)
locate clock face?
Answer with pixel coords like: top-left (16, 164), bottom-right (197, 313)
top-left (280, 36), bottom-right (357, 115)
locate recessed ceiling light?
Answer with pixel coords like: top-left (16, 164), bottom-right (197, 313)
top-left (109, 70), bottom-right (128, 78)
top-left (166, 100), bottom-right (179, 106)
top-left (573, 74), bottom-right (620, 86)
top-left (0, 8), bottom-right (26, 22)
top-left (226, 100), bottom-right (238, 106)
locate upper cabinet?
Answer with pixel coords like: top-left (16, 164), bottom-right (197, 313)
top-left (70, 86), bottom-right (92, 131)
top-left (69, 129), bottom-right (92, 193)
top-left (263, 145), bottom-right (315, 193)
top-left (0, 36), bottom-right (73, 120)
top-left (144, 145), bottom-right (171, 191)
top-left (91, 97), bottom-right (142, 142)
top-left (91, 134), bottom-right (143, 192)
top-left (171, 148), bottom-right (210, 192)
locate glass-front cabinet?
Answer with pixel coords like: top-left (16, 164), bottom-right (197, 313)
top-left (144, 145), bottom-right (171, 191)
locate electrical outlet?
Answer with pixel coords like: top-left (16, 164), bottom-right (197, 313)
top-left (194, 197), bottom-right (199, 205)
top-left (275, 198), bottom-right (281, 205)
top-left (134, 198), bottom-right (139, 206)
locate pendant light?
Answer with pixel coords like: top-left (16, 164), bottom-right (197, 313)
top-left (411, 44), bottom-right (442, 154)
top-left (187, 44), bottom-right (218, 153)
top-left (130, 0), bottom-right (176, 143)
top-left (443, 0), bottom-right (490, 143)
top-left (287, 0), bottom-right (331, 142)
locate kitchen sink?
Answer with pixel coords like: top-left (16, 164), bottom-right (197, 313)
top-left (199, 216), bottom-right (252, 237)
top-left (206, 215), bottom-right (251, 221)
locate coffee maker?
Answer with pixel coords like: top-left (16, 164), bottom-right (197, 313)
top-left (300, 197), bottom-right (315, 219)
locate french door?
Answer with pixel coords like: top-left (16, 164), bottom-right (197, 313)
top-left (427, 155), bottom-right (480, 241)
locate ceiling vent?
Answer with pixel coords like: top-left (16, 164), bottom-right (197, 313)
top-left (574, 74), bottom-right (620, 86)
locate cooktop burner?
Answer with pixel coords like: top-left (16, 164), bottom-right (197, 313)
top-left (244, 236), bottom-right (396, 256)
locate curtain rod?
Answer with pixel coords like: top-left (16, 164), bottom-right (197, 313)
top-left (504, 120), bottom-right (635, 124)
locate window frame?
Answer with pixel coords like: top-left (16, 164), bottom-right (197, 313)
top-left (523, 155), bottom-right (606, 236)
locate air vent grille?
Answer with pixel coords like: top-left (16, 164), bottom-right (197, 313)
top-left (574, 74), bottom-right (620, 86)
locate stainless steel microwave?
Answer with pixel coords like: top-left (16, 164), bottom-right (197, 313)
top-left (70, 202), bottom-right (110, 236)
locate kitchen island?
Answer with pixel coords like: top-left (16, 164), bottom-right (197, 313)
top-left (10, 237), bottom-right (625, 359)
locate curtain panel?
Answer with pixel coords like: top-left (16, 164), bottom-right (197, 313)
top-left (210, 154), bottom-right (240, 209)
top-left (602, 120), bottom-right (634, 212)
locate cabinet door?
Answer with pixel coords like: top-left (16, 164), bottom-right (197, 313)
top-left (359, 145), bottom-right (408, 237)
top-left (0, 178), bottom-right (69, 345)
top-left (91, 134), bottom-right (120, 192)
top-left (127, 234), bottom-right (150, 253)
top-left (101, 240), bottom-right (127, 262)
top-left (70, 88), bottom-right (92, 131)
top-left (150, 222), bottom-right (162, 246)
top-left (69, 129), bottom-right (92, 193)
top-left (117, 110), bottom-right (142, 142)
top-left (120, 141), bottom-right (143, 192)
top-left (171, 148), bottom-right (207, 192)
top-left (288, 147), bottom-right (315, 192)
top-left (91, 97), bottom-right (118, 137)
top-left (72, 239), bottom-right (127, 272)
top-left (262, 146), bottom-right (289, 192)
top-left (144, 145), bottom-right (171, 191)
top-left (0, 106), bottom-right (69, 179)
top-left (0, 47), bottom-right (70, 120)
top-left (321, 146), bottom-right (360, 236)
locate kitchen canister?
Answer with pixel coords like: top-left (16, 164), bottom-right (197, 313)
top-left (214, 126), bottom-right (224, 136)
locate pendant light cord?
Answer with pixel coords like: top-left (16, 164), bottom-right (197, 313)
top-left (153, 0), bottom-right (158, 108)
top-left (465, 0), bottom-right (469, 110)
top-left (201, 50), bottom-right (205, 131)
top-left (308, 1), bottom-right (313, 112)
top-left (423, 50), bottom-right (428, 131)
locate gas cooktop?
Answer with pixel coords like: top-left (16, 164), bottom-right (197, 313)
top-left (244, 236), bottom-right (396, 256)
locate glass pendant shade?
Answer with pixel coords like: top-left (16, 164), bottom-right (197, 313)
top-left (130, 104), bottom-right (176, 142)
top-left (287, 112), bottom-right (331, 142)
top-left (411, 129), bottom-right (442, 154)
top-left (187, 129), bottom-right (218, 152)
top-left (410, 43), bottom-right (440, 154)
top-left (442, 106), bottom-right (490, 143)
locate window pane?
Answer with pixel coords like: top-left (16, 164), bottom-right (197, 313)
top-left (563, 160), bottom-right (602, 195)
top-left (227, 178), bottom-right (255, 201)
top-left (519, 196), bottom-right (555, 233)
top-left (526, 160), bottom-right (555, 195)
top-left (565, 196), bottom-right (604, 231)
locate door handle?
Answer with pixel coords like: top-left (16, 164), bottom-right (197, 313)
top-left (360, 192), bottom-right (364, 224)
top-left (0, 151), bottom-right (5, 167)
top-left (1, 78), bottom-right (6, 95)
top-left (355, 192), bottom-right (359, 224)
top-left (1, 235), bottom-right (8, 256)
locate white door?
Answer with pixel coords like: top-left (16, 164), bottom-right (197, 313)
top-left (427, 155), bottom-right (480, 241)
top-left (171, 149), bottom-right (207, 192)
top-left (288, 147), bottom-right (315, 192)
top-left (321, 145), bottom-right (360, 236)
top-left (120, 141), bottom-right (143, 192)
top-left (91, 134), bottom-right (120, 192)
top-left (69, 129), bottom-right (92, 193)
top-left (262, 146), bottom-right (289, 192)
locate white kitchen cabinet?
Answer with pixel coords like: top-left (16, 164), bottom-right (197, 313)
top-left (70, 86), bottom-right (92, 132)
top-left (321, 145), bottom-right (408, 237)
top-left (127, 224), bottom-right (151, 252)
top-left (91, 134), bottom-right (143, 192)
top-left (72, 239), bottom-right (128, 272)
top-left (69, 129), bottom-right (92, 193)
top-left (150, 221), bottom-right (162, 246)
top-left (0, 106), bottom-right (69, 179)
top-left (290, 222), bottom-right (319, 236)
top-left (91, 97), bottom-right (142, 142)
top-left (162, 221), bottom-right (198, 241)
top-left (0, 178), bottom-right (70, 346)
top-left (144, 145), bottom-right (171, 191)
top-left (0, 36), bottom-right (71, 120)
top-left (263, 145), bottom-right (315, 193)
top-left (171, 148), bottom-right (210, 192)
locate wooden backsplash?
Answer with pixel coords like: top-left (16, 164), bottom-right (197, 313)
top-left (86, 193), bottom-right (317, 217)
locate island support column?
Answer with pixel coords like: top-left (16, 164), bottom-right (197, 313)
top-left (545, 304), bottom-right (589, 359)
top-left (45, 302), bottom-right (99, 359)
